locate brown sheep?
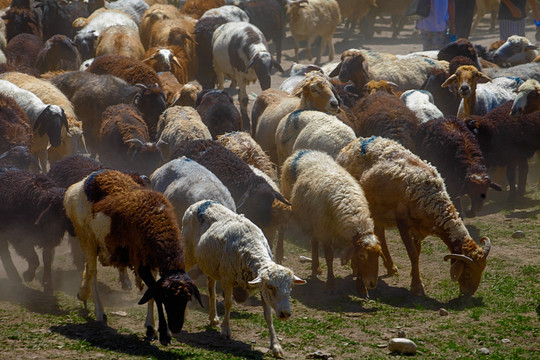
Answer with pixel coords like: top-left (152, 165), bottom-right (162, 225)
top-left (180, 0), bottom-right (225, 19)
top-left (35, 35), bottom-right (82, 74)
top-left (95, 25), bottom-right (145, 60)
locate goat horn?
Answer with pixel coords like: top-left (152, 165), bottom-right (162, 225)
top-left (135, 83), bottom-right (148, 90)
top-left (125, 138), bottom-right (145, 146)
top-left (480, 236), bottom-right (491, 258)
top-left (387, 81), bottom-right (399, 89)
top-left (0, 150), bottom-right (8, 160)
top-left (443, 253), bottom-right (475, 265)
top-left (171, 56), bottom-right (183, 70)
top-left (141, 53), bottom-right (157, 62)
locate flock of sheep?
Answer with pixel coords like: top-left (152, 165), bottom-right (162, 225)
top-left (0, 0), bottom-right (539, 358)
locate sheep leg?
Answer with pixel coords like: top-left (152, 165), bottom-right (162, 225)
top-left (306, 37), bottom-right (314, 63)
top-left (396, 218), bottom-right (425, 296)
top-left (517, 158), bottom-right (528, 199)
top-left (294, 38), bottom-right (300, 62)
top-left (41, 246), bottom-right (54, 293)
top-left (506, 160), bottom-right (518, 204)
top-left (220, 285), bottom-right (233, 339)
top-left (118, 267), bottom-right (132, 291)
top-left (144, 299), bottom-right (158, 341)
top-left (207, 277), bottom-right (220, 326)
top-left (215, 69), bottom-right (225, 90)
top-left (0, 239), bottom-right (21, 283)
top-left (323, 242), bottom-right (336, 292)
top-left (9, 239), bottom-right (39, 283)
top-left (310, 237), bottom-right (321, 278)
top-left (262, 294), bottom-right (284, 358)
top-left (67, 234), bottom-right (85, 270)
top-left (375, 225), bottom-right (398, 276)
top-left (276, 228), bottom-right (285, 265)
top-left (238, 80), bottom-right (250, 132)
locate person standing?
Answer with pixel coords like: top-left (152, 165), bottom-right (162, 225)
top-left (454, 0), bottom-right (476, 39)
top-left (416, 0), bottom-right (455, 50)
top-left (499, 0), bottom-right (540, 40)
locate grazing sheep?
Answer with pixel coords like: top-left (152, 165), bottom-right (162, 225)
top-left (195, 89), bottom-right (242, 139)
top-left (97, 103), bottom-right (164, 175)
top-left (336, 136), bottom-right (492, 296)
top-left (0, 169), bottom-right (74, 293)
top-left (0, 79), bottom-right (68, 171)
top-left (182, 200), bottom-right (305, 358)
top-left (416, 116), bottom-right (502, 217)
top-left (441, 65), bottom-right (521, 117)
top-left (155, 105), bottom-right (212, 160)
top-left (281, 150), bottom-right (381, 296)
top-left (0, 71), bottom-right (87, 165)
top-left (492, 35), bottom-right (539, 66)
top-left (510, 79), bottom-right (540, 117)
top-left (95, 25), bottom-right (145, 60)
top-left (150, 156), bottom-right (236, 223)
top-left (64, 169), bottom-right (202, 345)
top-left (212, 21), bottom-right (283, 130)
top-left (286, 0), bottom-right (341, 63)
top-left (35, 35), bottom-right (82, 74)
top-left (193, 4), bottom-right (249, 89)
top-left (0, 93), bottom-right (34, 170)
top-left (400, 90), bottom-right (444, 123)
top-left (275, 110), bottom-right (356, 166)
top-left (350, 92), bottom-right (419, 152)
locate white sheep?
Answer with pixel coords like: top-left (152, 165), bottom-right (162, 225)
top-left (182, 200), bottom-right (306, 358)
top-left (278, 63), bottom-right (323, 94)
top-left (336, 136), bottom-right (492, 296)
top-left (0, 79), bottom-right (68, 171)
top-left (275, 109), bottom-right (356, 165)
top-left (400, 89), bottom-right (444, 123)
top-left (493, 35), bottom-right (539, 66)
top-left (280, 150), bottom-right (382, 296)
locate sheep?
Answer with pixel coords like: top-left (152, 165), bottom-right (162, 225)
top-left (170, 139), bottom-right (291, 234)
top-left (94, 24), bottom-right (145, 60)
top-left (0, 169), bottom-right (74, 293)
top-left (212, 21), bottom-right (283, 131)
top-left (0, 92), bottom-right (35, 170)
top-left (49, 71), bottom-right (166, 154)
top-left (150, 156), bottom-right (236, 223)
top-left (437, 38), bottom-right (483, 71)
top-left (350, 91), bottom-right (419, 152)
top-left (180, 0), bottom-right (225, 19)
top-left (278, 63), bottom-right (323, 95)
top-left (86, 54), bottom-right (162, 88)
top-left (193, 4), bottom-right (249, 89)
top-left (337, 0), bottom-right (373, 41)
top-left (416, 116), bottom-right (502, 217)
top-left (286, 0), bottom-right (341, 63)
top-left (400, 90), bottom-right (444, 123)
top-left (482, 62), bottom-right (540, 83)
top-left (4, 33), bottom-right (43, 76)
top-left (280, 150), bottom-right (381, 296)
top-left (155, 72), bottom-right (199, 107)
top-left (362, 0), bottom-right (409, 39)
top-left (327, 49), bottom-right (370, 94)
top-left (510, 79), bottom-right (540, 117)
top-left (275, 110), bottom-right (356, 166)
top-left (97, 103), bottom-right (164, 175)
top-left (465, 101), bottom-right (540, 203)
top-left (35, 34), bottom-right (82, 74)
top-left (139, 4), bottom-right (183, 50)
top-left (0, 79), bottom-right (68, 171)
top-left (2, 4), bottom-right (42, 42)
top-left (195, 89), bottom-right (242, 139)
top-left (421, 68), bottom-right (462, 116)
top-left (0, 71), bottom-right (87, 165)
top-left (182, 200), bottom-right (305, 358)
top-left (99, 0), bottom-right (150, 25)
top-left (64, 169), bottom-right (202, 345)
top-left (155, 105), bottom-right (212, 160)
top-left (336, 136), bottom-right (492, 296)
top-left (492, 35), bottom-right (539, 67)
top-left (142, 46), bottom-right (190, 84)
top-left (216, 131), bottom-right (278, 184)
top-left (441, 65), bottom-right (521, 118)
top-left (36, 0), bottom-right (92, 40)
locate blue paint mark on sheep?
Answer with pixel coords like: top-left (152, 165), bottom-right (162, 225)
top-left (359, 136), bottom-right (377, 155)
top-left (423, 58), bottom-right (436, 66)
top-left (287, 110), bottom-right (306, 130)
top-left (197, 200), bottom-right (219, 223)
top-left (84, 169), bottom-right (107, 202)
top-left (291, 149), bottom-right (312, 179)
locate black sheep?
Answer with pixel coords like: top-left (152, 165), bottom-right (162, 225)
top-left (195, 89), bottom-right (242, 139)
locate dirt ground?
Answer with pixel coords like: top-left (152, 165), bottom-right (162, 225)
top-left (1, 13), bottom-right (540, 360)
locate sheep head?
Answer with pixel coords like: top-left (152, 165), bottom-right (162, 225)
top-left (246, 52), bottom-right (283, 91)
top-left (364, 79), bottom-right (399, 96)
top-left (291, 72), bottom-right (340, 114)
top-left (493, 35), bottom-right (538, 66)
top-left (139, 271), bottom-right (202, 336)
top-left (329, 49), bottom-right (370, 90)
top-left (464, 173), bottom-right (501, 218)
top-left (510, 79), bottom-right (540, 117)
top-left (35, 105), bottom-right (68, 148)
top-left (444, 236), bottom-right (491, 296)
top-left (441, 65), bottom-right (492, 100)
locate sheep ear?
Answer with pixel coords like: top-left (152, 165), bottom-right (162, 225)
top-left (449, 259), bottom-right (465, 282)
top-left (525, 44), bottom-right (538, 51)
top-left (245, 54), bottom-right (259, 73)
top-left (273, 59), bottom-right (284, 73)
top-left (248, 276), bottom-right (262, 286)
top-left (478, 72), bottom-right (492, 82)
top-left (138, 286), bottom-right (156, 304)
top-left (328, 62), bottom-right (342, 77)
top-left (441, 74), bottom-right (457, 87)
top-left (273, 190), bottom-right (291, 206)
top-left (293, 275), bottom-right (307, 285)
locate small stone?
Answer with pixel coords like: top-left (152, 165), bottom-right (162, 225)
top-left (501, 338), bottom-right (511, 344)
top-left (377, 344), bottom-right (387, 348)
top-left (306, 350), bottom-right (333, 359)
top-left (477, 347), bottom-right (490, 355)
top-left (299, 256), bottom-right (312, 263)
top-left (439, 308), bottom-right (449, 316)
top-left (110, 311), bottom-right (127, 317)
top-left (390, 329), bottom-right (397, 333)
top-left (388, 338), bottom-right (417, 355)
top-left (512, 231), bottom-right (525, 239)
top-left (397, 330), bottom-right (406, 338)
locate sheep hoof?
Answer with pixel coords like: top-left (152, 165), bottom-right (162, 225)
top-left (146, 326), bottom-right (157, 341)
top-left (271, 343), bottom-right (284, 358)
top-left (386, 265), bottom-right (399, 276)
top-left (23, 269), bottom-right (36, 282)
top-left (411, 283), bottom-right (425, 296)
top-left (220, 326), bottom-right (232, 339)
top-left (159, 330), bottom-right (171, 346)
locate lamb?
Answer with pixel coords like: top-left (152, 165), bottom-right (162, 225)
top-left (155, 105), bottom-right (212, 160)
top-left (150, 156), bottom-right (236, 223)
top-left (193, 4), bottom-right (249, 89)
top-left (0, 79), bottom-right (68, 171)
top-left (182, 200), bottom-right (305, 358)
top-left (441, 65), bottom-right (521, 118)
top-left (97, 103), bottom-right (164, 175)
top-left (212, 21), bottom-right (283, 131)
top-left (64, 169), bottom-right (202, 345)
top-left (0, 71), bottom-right (87, 165)
top-left (510, 79), bottom-right (540, 117)
top-left (275, 110), bottom-right (356, 166)
top-left (0, 169), bottom-right (74, 293)
top-left (336, 136), bottom-right (492, 296)
top-left (94, 25), bottom-right (145, 60)
top-left (195, 89), bottom-right (242, 139)
top-left (400, 89), bottom-right (444, 123)
top-left (280, 150), bottom-right (382, 296)
top-left (350, 91), bottom-right (419, 152)
top-left (416, 116), bottom-right (502, 217)
top-left (35, 35), bottom-right (83, 74)
top-left (492, 35), bottom-right (539, 66)
top-left (286, 0), bottom-right (341, 63)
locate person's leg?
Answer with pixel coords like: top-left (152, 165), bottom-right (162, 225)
top-left (499, 19), bottom-right (518, 40)
top-left (455, 0), bottom-right (477, 39)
